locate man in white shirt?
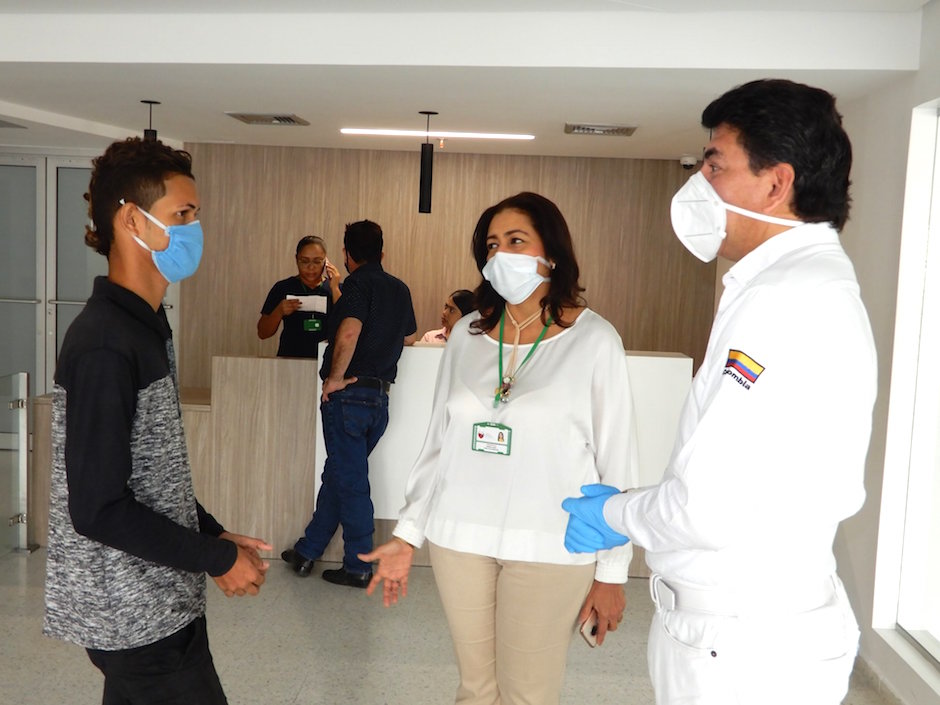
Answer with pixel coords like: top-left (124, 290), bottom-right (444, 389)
top-left (562, 79), bottom-right (877, 705)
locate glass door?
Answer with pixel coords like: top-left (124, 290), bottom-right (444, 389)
top-left (1, 372), bottom-right (29, 554)
top-left (0, 154), bottom-right (99, 556)
top-left (46, 160), bottom-right (103, 386)
top-left (0, 158), bottom-right (44, 388)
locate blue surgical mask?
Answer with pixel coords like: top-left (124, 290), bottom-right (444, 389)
top-left (121, 199), bottom-right (204, 283)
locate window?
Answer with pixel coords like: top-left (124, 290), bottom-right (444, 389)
top-left (878, 102), bottom-right (940, 668)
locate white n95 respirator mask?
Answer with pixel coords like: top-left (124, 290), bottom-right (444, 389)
top-left (670, 171), bottom-right (804, 263)
top-left (482, 252), bottom-right (553, 305)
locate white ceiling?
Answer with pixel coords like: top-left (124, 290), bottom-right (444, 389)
top-left (0, 0), bottom-right (927, 12)
top-left (0, 1), bottom-right (928, 160)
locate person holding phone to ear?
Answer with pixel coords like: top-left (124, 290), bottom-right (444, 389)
top-left (257, 235), bottom-right (342, 358)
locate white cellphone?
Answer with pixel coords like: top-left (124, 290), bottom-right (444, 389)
top-left (579, 612), bottom-right (598, 648)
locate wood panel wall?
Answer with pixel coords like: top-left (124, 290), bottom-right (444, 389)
top-left (27, 396), bottom-right (50, 549)
top-left (180, 144), bottom-right (715, 388)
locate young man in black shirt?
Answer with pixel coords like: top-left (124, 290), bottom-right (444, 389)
top-left (44, 137), bottom-right (271, 704)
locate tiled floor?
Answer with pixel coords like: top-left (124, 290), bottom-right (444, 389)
top-left (2, 549), bottom-right (899, 705)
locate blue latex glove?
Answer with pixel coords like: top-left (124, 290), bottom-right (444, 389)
top-left (561, 483), bottom-right (630, 553)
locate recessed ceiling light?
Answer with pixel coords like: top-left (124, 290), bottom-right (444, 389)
top-left (341, 128), bottom-right (534, 141)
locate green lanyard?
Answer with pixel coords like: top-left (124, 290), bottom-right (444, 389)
top-left (494, 309), bottom-right (552, 407)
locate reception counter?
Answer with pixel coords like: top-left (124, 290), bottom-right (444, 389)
top-left (30, 347), bottom-right (691, 575)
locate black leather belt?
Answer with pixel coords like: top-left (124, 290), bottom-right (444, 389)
top-left (348, 377), bottom-right (391, 394)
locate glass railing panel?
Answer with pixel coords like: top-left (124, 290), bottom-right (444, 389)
top-left (0, 372), bottom-right (28, 554)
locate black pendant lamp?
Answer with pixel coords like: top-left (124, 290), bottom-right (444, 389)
top-left (418, 110), bottom-right (437, 213)
top-left (141, 99), bottom-right (161, 141)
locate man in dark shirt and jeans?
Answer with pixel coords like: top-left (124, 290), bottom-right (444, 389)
top-left (283, 220), bottom-right (417, 587)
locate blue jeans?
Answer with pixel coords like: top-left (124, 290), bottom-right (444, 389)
top-left (295, 386), bottom-right (389, 575)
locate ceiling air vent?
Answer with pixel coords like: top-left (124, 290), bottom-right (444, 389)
top-left (0, 118), bottom-right (27, 129)
top-left (225, 112), bottom-right (310, 126)
top-left (564, 123), bottom-right (636, 137)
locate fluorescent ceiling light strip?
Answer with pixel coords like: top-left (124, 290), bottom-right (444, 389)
top-left (341, 128), bottom-right (534, 140)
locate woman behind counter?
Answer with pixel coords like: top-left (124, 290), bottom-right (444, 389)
top-left (420, 289), bottom-right (475, 343)
top-left (257, 235), bottom-right (342, 358)
top-left (361, 192), bottom-right (639, 705)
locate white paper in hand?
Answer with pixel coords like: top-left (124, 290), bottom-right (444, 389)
top-left (286, 294), bottom-right (328, 313)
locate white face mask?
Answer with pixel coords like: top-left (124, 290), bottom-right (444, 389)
top-left (670, 171), bottom-right (804, 262)
top-left (482, 252), bottom-right (553, 305)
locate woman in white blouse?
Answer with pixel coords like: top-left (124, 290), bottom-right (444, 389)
top-left (360, 192), bottom-right (639, 705)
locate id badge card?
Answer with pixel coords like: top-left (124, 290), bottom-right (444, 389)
top-left (472, 422), bottom-right (511, 456)
top-left (303, 318), bottom-right (323, 332)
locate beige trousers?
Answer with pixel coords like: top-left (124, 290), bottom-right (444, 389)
top-left (429, 542), bottom-right (596, 705)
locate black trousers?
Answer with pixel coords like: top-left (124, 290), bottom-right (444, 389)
top-left (86, 616), bottom-right (227, 705)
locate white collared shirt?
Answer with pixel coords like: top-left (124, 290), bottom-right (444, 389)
top-left (604, 222), bottom-right (877, 590)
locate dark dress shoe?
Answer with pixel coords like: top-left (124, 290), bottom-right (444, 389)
top-left (281, 549), bottom-right (315, 577)
top-left (321, 567), bottom-right (372, 588)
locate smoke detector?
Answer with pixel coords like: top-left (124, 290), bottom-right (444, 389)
top-left (564, 123), bottom-right (636, 137)
top-left (225, 112), bottom-right (310, 126)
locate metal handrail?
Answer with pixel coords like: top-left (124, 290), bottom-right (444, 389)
top-left (0, 297), bottom-right (170, 308)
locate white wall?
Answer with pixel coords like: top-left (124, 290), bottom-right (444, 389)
top-left (313, 345), bottom-right (692, 520)
top-left (838, 0), bottom-right (940, 701)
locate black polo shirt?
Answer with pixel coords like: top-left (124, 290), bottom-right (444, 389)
top-left (260, 276), bottom-right (332, 358)
top-left (319, 261), bottom-right (416, 384)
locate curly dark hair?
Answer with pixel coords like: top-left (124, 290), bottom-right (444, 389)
top-left (84, 137), bottom-right (194, 257)
top-left (701, 79), bottom-right (852, 231)
top-left (470, 192), bottom-right (584, 334)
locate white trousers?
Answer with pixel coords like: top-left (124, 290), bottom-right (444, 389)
top-left (648, 575), bottom-right (859, 705)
